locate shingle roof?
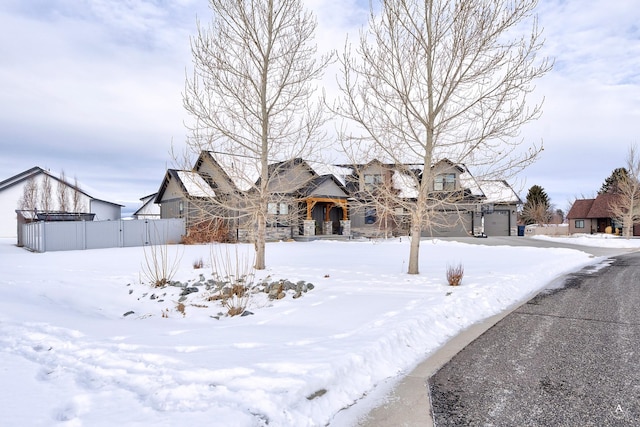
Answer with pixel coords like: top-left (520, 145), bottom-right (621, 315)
top-left (567, 193), bottom-right (621, 219)
top-left (587, 193), bottom-right (619, 218)
top-left (567, 199), bottom-right (595, 219)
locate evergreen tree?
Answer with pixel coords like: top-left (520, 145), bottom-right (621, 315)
top-left (521, 185), bottom-right (551, 225)
top-left (599, 167), bottom-right (628, 194)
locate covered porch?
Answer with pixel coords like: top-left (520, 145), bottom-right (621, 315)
top-left (302, 197), bottom-right (351, 237)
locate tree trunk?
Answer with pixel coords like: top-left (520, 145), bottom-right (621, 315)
top-left (255, 210), bottom-right (267, 270)
top-left (407, 217), bottom-right (421, 274)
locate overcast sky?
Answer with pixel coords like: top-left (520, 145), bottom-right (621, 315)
top-left (1, 0), bottom-right (639, 215)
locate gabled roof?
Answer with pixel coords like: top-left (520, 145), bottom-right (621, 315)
top-left (0, 166), bottom-right (122, 206)
top-left (567, 193), bottom-right (620, 219)
top-left (155, 169), bottom-right (216, 203)
top-left (587, 193), bottom-right (619, 218)
top-left (478, 180), bottom-right (522, 204)
top-left (133, 193), bottom-right (160, 217)
top-left (566, 199), bottom-right (595, 219)
top-left (0, 166), bottom-right (90, 198)
top-left (297, 174), bottom-right (350, 199)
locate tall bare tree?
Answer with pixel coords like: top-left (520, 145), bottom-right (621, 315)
top-left (609, 145), bottom-right (640, 238)
top-left (18, 176), bottom-right (39, 212)
top-left (57, 170), bottom-right (70, 212)
top-left (183, 0), bottom-right (331, 270)
top-left (40, 172), bottom-right (53, 212)
top-left (336, 0), bottom-right (551, 274)
top-left (72, 176), bottom-right (85, 212)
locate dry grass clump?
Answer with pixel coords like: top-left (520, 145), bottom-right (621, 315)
top-left (446, 263), bottom-right (464, 286)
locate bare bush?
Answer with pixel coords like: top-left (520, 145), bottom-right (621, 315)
top-left (141, 242), bottom-right (183, 288)
top-left (182, 218), bottom-right (231, 245)
top-left (446, 263), bottom-right (464, 287)
top-left (209, 245), bottom-right (255, 316)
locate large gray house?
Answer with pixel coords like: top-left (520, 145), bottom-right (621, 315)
top-left (153, 152), bottom-right (521, 241)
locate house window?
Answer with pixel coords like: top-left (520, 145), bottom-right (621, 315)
top-left (575, 219), bottom-right (585, 229)
top-left (434, 173), bottom-right (456, 191)
top-left (267, 202), bottom-right (290, 226)
top-left (364, 174), bottom-right (383, 189)
top-left (365, 208), bottom-right (377, 224)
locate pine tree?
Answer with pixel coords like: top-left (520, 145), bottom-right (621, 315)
top-left (599, 167), bottom-right (628, 194)
top-left (521, 185), bottom-right (551, 225)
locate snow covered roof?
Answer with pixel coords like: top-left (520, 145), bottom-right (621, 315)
top-left (478, 180), bottom-right (522, 204)
top-left (176, 171), bottom-right (216, 198)
top-left (306, 162), bottom-right (352, 186)
top-left (458, 166), bottom-right (485, 197)
top-left (392, 170), bottom-right (419, 199)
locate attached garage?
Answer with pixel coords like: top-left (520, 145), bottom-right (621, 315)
top-left (425, 211), bottom-right (473, 237)
top-left (483, 210), bottom-right (511, 236)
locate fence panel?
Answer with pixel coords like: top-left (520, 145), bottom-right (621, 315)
top-left (20, 219), bottom-right (185, 252)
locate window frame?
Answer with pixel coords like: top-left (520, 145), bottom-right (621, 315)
top-left (434, 173), bottom-right (456, 191)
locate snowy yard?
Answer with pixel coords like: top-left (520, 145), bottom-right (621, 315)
top-left (1, 236), bottom-right (634, 426)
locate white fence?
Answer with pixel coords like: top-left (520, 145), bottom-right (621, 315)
top-left (20, 219), bottom-right (186, 252)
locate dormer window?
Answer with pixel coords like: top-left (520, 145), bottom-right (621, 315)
top-left (434, 173), bottom-right (456, 191)
top-left (364, 174), bottom-right (383, 189)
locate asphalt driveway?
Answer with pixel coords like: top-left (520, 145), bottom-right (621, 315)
top-left (429, 250), bottom-right (640, 426)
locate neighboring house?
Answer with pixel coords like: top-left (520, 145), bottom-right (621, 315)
top-left (567, 193), bottom-right (637, 235)
top-left (0, 167), bottom-right (123, 238)
top-left (133, 193), bottom-right (161, 219)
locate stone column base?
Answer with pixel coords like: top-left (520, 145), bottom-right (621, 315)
top-left (303, 220), bottom-right (316, 236)
top-left (340, 220), bottom-right (351, 236)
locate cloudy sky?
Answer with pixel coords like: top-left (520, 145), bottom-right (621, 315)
top-left (1, 0), bottom-right (639, 215)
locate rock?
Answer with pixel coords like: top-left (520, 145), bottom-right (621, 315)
top-left (123, 311), bottom-right (135, 317)
top-left (180, 287), bottom-right (199, 296)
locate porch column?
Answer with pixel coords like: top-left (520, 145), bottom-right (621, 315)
top-left (340, 220), bottom-right (351, 236)
top-left (303, 220), bottom-right (316, 236)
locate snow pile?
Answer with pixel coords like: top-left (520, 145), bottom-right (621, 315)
top-left (0, 237), bottom-right (598, 426)
top-left (532, 233), bottom-right (640, 249)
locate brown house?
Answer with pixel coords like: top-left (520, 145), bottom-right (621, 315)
top-left (567, 193), bottom-right (638, 235)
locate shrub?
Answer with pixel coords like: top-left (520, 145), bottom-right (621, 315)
top-left (446, 263), bottom-right (464, 286)
top-left (193, 257), bottom-right (204, 269)
top-left (141, 241), bottom-right (182, 288)
top-left (183, 218), bottom-right (231, 244)
top-left (210, 245), bottom-right (255, 316)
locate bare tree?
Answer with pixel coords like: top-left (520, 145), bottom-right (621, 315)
top-left (40, 172), bottom-right (53, 212)
top-left (57, 170), bottom-right (70, 212)
top-left (72, 176), bottom-right (85, 212)
top-left (521, 199), bottom-right (551, 226)
top-left (18, 176), bottom-right (39, 212)
top-left (609, 145), bottom-right (640, 238)
top-left (182, 0), bottom-right (332, 269)
top-left (336, 0), bottom-right (551, 274)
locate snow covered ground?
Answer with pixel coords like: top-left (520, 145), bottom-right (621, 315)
top-left (532, 233), bottom-right (640, 248)
top-left (0, 236), bottom-right (627, 426)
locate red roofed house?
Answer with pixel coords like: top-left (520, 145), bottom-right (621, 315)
top-left (566, 193), bottom-right (637, 235)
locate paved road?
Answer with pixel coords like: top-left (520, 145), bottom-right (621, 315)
top-left (429, 251), bottom-right (640, 426)
top-left (355, 237), bottom-right (637, 427)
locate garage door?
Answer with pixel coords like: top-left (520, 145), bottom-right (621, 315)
top-left (425, 212), bottom-right (473, 237)
top-left (484, 210), bottom-right (510, 236)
